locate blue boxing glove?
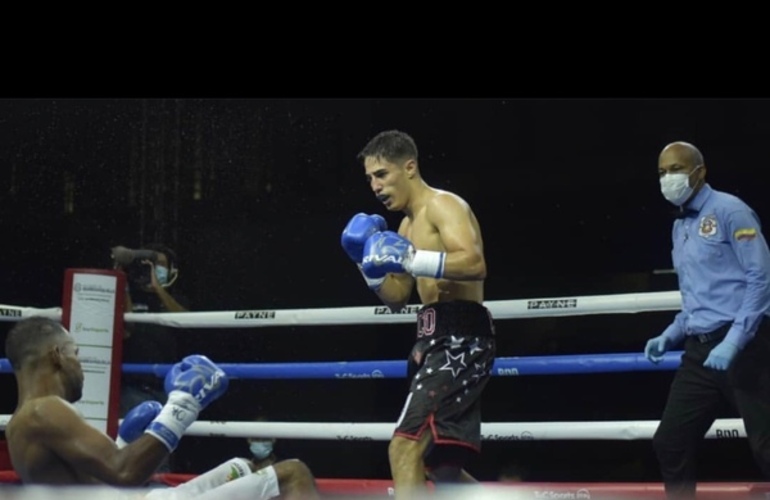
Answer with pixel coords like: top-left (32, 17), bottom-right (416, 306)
top-left (362, 231), bottom-right (446, 279)
top-left (341, 213), bottom-right (387, 263)
top-left (703, 339), bottom-right (740, 370)
top-left (116, 400), bottom-right (162, 448)
top-left (163, 354), bottom-right (229, 408)
top-left (145, 355), bottom-right (228, 452)
top-left (644, 334), bottom-right (672, 364)
top-left (341, 213), bottom-right (389, 290)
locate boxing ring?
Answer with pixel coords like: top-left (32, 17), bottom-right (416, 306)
top-left (1, 289), bottom-right (769, 499)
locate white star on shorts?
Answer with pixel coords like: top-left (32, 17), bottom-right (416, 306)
top-left (439, 351), bottom-right (467, 378)
top-left (468, 338), bottom-right (484, 355)
top-left (471, 362), bottom-right (486, 382)
top-left (449, 335), bottom-right (465, 350)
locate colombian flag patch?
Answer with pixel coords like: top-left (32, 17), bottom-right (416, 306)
top-left (734, 228), bottom-right (757, 241)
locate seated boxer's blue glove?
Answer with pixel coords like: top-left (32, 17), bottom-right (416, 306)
top-left (703, 339), bottom-right (740, 371)
top-left (644, 334), bottom-right (672, 364)
top-left (116, 400), bottom-right (162, 448)
top-left (341, 213), bottom-right (387, 263)
top-left (146, 355), bottom-right (228, 452)
top-left (163, 354), bottom-right (229, 408)
top-left (362, 231), bottom-right (446, 279)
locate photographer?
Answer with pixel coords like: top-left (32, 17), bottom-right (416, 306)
top-left (112, 243), bottom-right (190, 476)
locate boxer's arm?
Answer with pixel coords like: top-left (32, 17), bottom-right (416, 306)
top-left (372, 272), bottom-right (415, 311)
top-left (426, 194), bottom-right (486, 280)
top-left (34, 396), bottom-right (168, 486)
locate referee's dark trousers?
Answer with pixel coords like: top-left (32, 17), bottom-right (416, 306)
top-left (652, 320), bottom-right (770, 498)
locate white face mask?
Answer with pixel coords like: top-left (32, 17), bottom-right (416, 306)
top-left (660, 165), bottom-right (701, 206)
top-left (249, 441), bottom-right (273, 460)
top-left (154, 265), bottom-right (169, 286)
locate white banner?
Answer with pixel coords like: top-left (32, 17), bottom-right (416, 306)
top-left (67, 272), bottom-right (118, 432)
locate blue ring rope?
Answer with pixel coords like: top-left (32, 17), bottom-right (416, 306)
top-left (0, 352), bottom-right (683, 379)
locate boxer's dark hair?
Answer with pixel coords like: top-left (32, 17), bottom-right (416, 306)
top-left (5, 317), bottom-right (67, 370)
top-left (357, 130), bottom-right (418, 165)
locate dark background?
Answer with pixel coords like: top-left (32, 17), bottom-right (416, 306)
top-left (0, 98), bottom-right (768, 482)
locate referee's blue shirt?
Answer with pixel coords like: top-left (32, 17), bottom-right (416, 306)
top-left (662, 183), bottom-right (770, 349)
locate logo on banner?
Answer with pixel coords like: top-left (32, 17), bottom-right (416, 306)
top-left (335, 370), bottom-right (386, 379)
top-left (483, 431), bottom-right (534, 441)
top-left (527, 299), bottom-right (577, 310)
top-left (73, 283), bottom-right (115, 294)
top-left (234, 310), bottom-right (276, 320)
top-left (73, 322), bottom-right (108, 334)
top-left (534, 488), bottom-right (591, 499)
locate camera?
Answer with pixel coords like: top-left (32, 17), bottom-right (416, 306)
top-left (124, 259), bottom-right (157, 289)
top-left (111, 246), bottom-right (159, 289)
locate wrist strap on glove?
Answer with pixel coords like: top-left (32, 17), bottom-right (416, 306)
top-left (145, 391), bottom-right (201, 452)
top-left (405, 250), bottom-right (446, 279)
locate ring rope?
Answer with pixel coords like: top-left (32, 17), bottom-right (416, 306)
top-left (0, 417), bottom-right (746, 440)
top-left (0, 290), bottom-right (682, 326)
top-left (0, 352), bottom-right (684, 378)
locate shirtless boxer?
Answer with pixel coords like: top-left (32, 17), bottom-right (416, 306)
top-left (4, 316), bottom-right (318, 499)
top-left (341, 130), bottom-right (496, 499)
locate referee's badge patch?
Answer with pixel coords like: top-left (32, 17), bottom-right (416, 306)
top-left (698, 215), bottom-right (718, 237)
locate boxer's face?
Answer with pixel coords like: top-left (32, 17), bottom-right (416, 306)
top-left (364, 155), bottom-right (413, 212)
top-left (55, 331), bottom-right (84, 403)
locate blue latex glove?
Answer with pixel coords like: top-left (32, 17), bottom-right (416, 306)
top-left (644, 334), bottom-right (672, 363)
top-left (703, 339), bottom-right (740, 370)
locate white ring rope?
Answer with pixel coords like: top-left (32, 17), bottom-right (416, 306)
top-left (0, 416), bottom-right (746, 440)
top-left (0, 290), bottom-right (683, 327)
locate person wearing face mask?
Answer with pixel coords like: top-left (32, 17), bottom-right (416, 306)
top-left (248, 438), bottom-right (277, 469)
top-left (113, 242), bottom-right (191, 479)
top-left (242, 413), bottom-right (278, 470)
top-left (644, 141), bottom-right (770, 498)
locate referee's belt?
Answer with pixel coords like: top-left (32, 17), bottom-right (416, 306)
top-left (689, 324), bottom-right (730, 344)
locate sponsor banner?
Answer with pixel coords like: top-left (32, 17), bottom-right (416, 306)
top-left (65, 270), bottom-right (121, 434)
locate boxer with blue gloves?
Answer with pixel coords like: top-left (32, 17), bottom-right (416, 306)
top-left (4, 318), bottom-right (227, 488)
top-left (5, 318), bottom-right (319, 499)
top-left (342, 130), bottom-right (496, 499)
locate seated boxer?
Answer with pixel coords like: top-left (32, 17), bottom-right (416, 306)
top-left (4, 317), bottom-right (318, 499)
top-left (342, 130), bottom-right (497, 499)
